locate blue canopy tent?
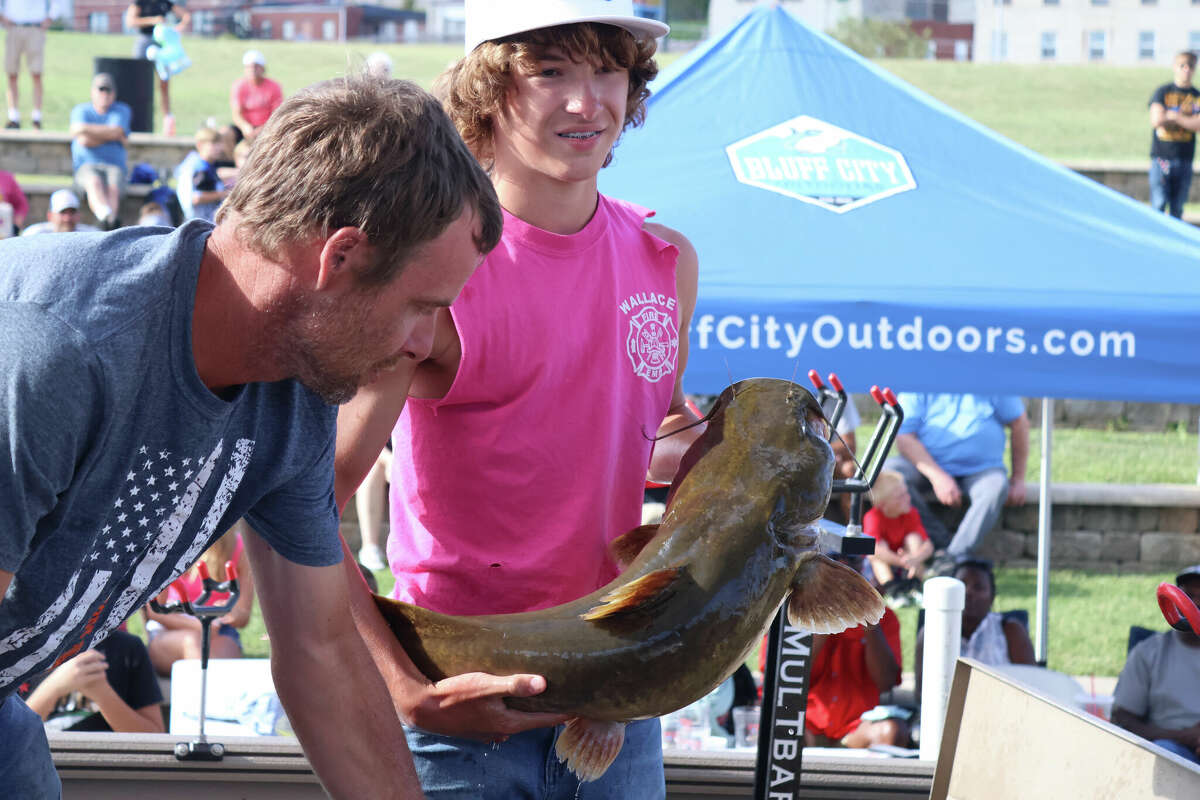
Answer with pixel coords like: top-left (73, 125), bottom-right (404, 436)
top-left (600, 5), bottom-right (1200, 663)
top-left (601, 6), bottom-right (1200, 404)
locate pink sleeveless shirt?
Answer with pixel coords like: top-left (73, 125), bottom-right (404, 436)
top-left (387, 196), bottom-right (680, 614)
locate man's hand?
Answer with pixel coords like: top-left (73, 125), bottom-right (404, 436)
top-left (1006, 477), bottom-right (1027, 506)
top-left (930, 471), bottom-right (962, 506)
top-left (405, 672), bottom-right (569, 742)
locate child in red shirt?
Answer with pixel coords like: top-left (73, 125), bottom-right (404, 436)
top-left (864, 469), bottom-right (934, 588)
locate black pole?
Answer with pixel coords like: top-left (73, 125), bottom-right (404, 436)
top-left (754, 612), bottom-right (814, 799)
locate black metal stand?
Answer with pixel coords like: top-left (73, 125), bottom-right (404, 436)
top-left (753, 373), bottom-right (903, 799)
top-left (150, 560), bottom-right (240, 761)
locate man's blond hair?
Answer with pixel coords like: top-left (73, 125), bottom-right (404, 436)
top-left (219, 73), bottom-right (503, 285)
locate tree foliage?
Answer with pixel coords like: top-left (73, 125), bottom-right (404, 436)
top-left (830, 17), bottom-right (930, 59)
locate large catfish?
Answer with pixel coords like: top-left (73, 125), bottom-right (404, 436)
top-left (373, 378), bottom-right (884, 780)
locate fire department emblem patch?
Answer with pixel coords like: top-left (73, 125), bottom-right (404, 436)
top-left (626, 306), bottom-right (679, 383)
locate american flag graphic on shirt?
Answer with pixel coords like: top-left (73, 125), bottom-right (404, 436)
top-left (0, 436), bottom-right (254, 691)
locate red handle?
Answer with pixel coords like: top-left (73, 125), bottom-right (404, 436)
top-left (1158, 583), bottom-right (1200, 633)
top-left (883, 388), bottom-right (899, 406)
top-left (807, 369), bottom-right (824, 389)
top-left (828, 373), bottom-right (844, 393)
top-left (225, 560), bottom-right (238, 582)
top-left (196, 561), bottom-right (210, 581)
top-left (869, 385), bottom-right (885, 404)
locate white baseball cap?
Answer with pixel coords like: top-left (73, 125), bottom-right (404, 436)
top-left (464, 0), bottom-right (669, 54)
top-left (49, 189), bottom-right (80, 213)
top-left (242, 49), bottom-right (266, 67)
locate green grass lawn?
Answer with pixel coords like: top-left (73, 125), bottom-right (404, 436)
top-left (21, 33), bottom-right (1168, 164)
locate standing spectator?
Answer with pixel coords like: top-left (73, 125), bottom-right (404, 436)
top-left (333, 4), bottom-right (699, 796)
top-left (176, 125), bottom-right (229, 222)
top-left (69, 72), bottom-right (130, 230)
top-left (0, 167), bottom-right (27, 234)
top-left (20, 630), bottom-right (164, 732)
top-left (231, 50), bottom-right (282, 141)
top-left (124, 0), bottom-right (190, 136)
top-left (2, 0), bottom-right (63, 130)
top-left (914, 559), bottom-right (1036, 698)
top-left (1148, 51), bottom-right (1200, 219)
top-left (886, 394), bottom-right (1028, 575)
top-left (1112, 564), bottom-right (1200, 765)
top-left (21, 188), bottom-right (98, 235)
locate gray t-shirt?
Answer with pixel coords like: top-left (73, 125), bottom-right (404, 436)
top-left (1113, 630), bottom-right (1200, 731)
top-left (0, 220), bottom-right (341, 700)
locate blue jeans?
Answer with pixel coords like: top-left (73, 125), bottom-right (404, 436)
top-left (1149, 157), bottom-right (1193, 219)
top-left (1152, 737), bottom-right (1200, 765)
top-left (405, 718), bottom-right (665, 800)
top-left (887, 457), bottom-right (1009, 559)
top-left (0, 694), bottom-right (62, 799)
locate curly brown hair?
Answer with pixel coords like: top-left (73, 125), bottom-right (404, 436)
top-left (437, 22), bottom-right (659, 169)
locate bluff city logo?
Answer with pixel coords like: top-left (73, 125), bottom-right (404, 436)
top-left (622, 293), bottom-right (678, 384)
top-left (726, 115), bottom-right (916, 213)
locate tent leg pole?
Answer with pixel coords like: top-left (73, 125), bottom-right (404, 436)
top-left (1035, 397), bottom-right (1053, 666)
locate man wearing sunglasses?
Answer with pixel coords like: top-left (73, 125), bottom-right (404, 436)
top-left (68, 73), bottom-right (130, 231)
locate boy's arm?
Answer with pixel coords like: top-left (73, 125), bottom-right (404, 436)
top-left (644, 223), bottom-right (703, 483)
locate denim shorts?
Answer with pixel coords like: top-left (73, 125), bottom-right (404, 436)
top-left (405, 717), bottom-right (665, 800)
top-left (0, 694), bottom-right (62, 799)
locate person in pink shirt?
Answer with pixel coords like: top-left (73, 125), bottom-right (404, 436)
top-left (333, 2), bottom-right (701, 796)
top-left (230, 49), bottom-right (282, 141)
top-left (0, 169), bottom-right (28, 234)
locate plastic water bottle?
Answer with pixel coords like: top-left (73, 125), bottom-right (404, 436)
top-left (0, 202), bottom-right (12, 238)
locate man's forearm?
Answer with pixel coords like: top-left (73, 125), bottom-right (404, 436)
top-left (1112, 708), bottom-right (1192, 745)
top-left (272, 626), bottom-right (422, 799)
top-left (894, 433), bottom-right (947, 482)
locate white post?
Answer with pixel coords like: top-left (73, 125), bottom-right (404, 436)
top-left (1035, 397), bottom-right (1053, 664)
top-left (919, 576), bottom-right (965, 762)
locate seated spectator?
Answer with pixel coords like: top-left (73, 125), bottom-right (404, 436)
top-left (176, 125), bottom-right (229, 222)
top-left (144, 522), bottom-right (255, 678)
top-left (0, 169), bottom-right (29, 235)
top-left (213, 123), bottom-right (240, 185)
top-left (914, 558), bottom-right (1036, 697)
top-left (796, 555), bottom-right (907, 748)
top-left (1112, 565), bottom-right (1200, 765)
top-left (21, 189), bottom-right (98, 235)
top-left (68, 72), bottom-right (130, 230)
top-left (230, 50), bottom-right (282, 142)
top-left (136, 200), bottom-right (172, 227)
top-left (885, 394), bottom-right (1029, 575)
top-left (20, 630), bottom-right (164, 733)
top-left (864, 469), bottom-right (934, 596)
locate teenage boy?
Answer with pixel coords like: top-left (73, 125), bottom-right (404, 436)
top-left (1, 74), bottom-right (501, 799)
top-left (1148, 51), bottom-right (1200, 219)
top-left (334, 2), bottom-right (701, 797)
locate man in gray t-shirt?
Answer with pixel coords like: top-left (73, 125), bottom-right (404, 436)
top-left (1112, 566), bottom-right (1200, 765)
top-left (0, 73), bottom-right (501, 798)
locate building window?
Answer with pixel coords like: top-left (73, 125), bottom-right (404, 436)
top-left (282, 19), bottom-right (295, 40)
top-left (1091, 0), bottom-right (1108, 5)
top-left (1141, 0), bottom-right (1156, 4)
top-left (1088, 30), bottom-right (1106, 60)
top-left (954, 40), bottom-right (969, 61)
top-left (1138, 31), bottom-right (1155, 60)
top-left (322, 19), bottom-right (335, 40)
top-left (1043, 0), bottom-right (1059, 5)
top-left (991, 31), bottom-right (1008, 59)
top-left (88, 12), bottom-right (109, 33)
top-left (192, 10), bottom-right (214, 35)
top-left (1041, 32), bottom-right (1056, 60)
top-left (260, 19), bottom-right (272, 38)
top-left (1190, 31), bottom-right (1200, 52)
top-left (926, 39), bottom-right (937, 60)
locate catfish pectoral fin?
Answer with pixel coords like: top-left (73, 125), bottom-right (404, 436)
top-left (580, 567), bottom-right (682, 621)
top-left (555, 717), bottom-right (626, 782)
top-left (609, 523), bottom-right (661, 570)
top-left (787, 555), bottom-right (885, 634)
